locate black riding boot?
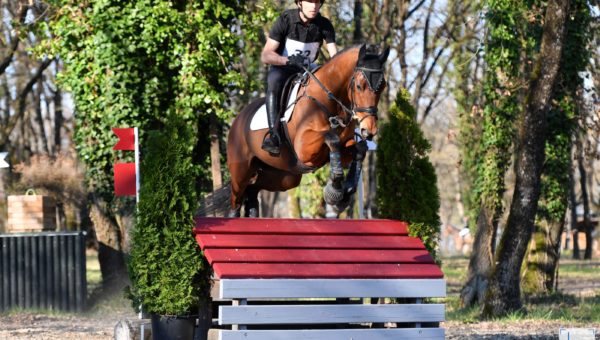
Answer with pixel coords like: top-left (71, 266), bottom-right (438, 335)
top-left (261, 92), bottom-right (281, 155)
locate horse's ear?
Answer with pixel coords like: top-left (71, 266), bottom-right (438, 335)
top-left (379, 46), bottom-right (390, 63)
top-left (358, 44), bottom-right (367, 65)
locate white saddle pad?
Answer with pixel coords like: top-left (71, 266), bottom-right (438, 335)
top-left (250, 81), bottom-right (301, 131)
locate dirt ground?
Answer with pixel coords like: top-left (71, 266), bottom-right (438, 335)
top-left (1, 312), bottom-right (598, 339)
top-left (0, 261), bottom-right (598, 339)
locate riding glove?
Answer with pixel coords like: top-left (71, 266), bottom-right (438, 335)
top-left (287, 54), bottom-right (308, 69)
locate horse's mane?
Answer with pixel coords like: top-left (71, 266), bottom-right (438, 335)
top-left (323, 44), bottom-right (361, 65)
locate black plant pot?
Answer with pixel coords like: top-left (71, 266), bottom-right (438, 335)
top-left (151, 314), bottom-right (196, 340)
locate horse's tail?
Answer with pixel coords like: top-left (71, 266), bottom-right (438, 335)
top-left (197, 182), bottom-right (231, 217)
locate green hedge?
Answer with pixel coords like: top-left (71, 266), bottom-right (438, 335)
top-left (376, 88), bottom-right (441, 260)
top-left (127, 120), bottom-right (208, 315)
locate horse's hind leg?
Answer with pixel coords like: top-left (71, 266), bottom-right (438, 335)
top-left (243, 186), bottom-right (260, 218)
top-left (228, 197), bottom-right (241, 217)
top-left (228, 163), bottom-right (256, 218)
top-left (229, 177), bottom-right (249, 218)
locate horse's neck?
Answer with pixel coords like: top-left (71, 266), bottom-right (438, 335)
top-left (315, 50), bottom-right (357, 101)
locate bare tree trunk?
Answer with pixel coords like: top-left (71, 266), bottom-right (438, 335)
top-left (546, 219), bottom-right (564, 290)
top-left (353, 0), bottom-right (363, 44)
top-left (209, 113), bottom-right (222, 190)
top-left (460, 203), bottom-right (497, 307)
top-left (410, 0), bottom-right (435, 113)
top-left (0, 3), bottom-right (28, 76)
top-left (53, 86), bottom-right (63, 154)
top-left (483, 0), bottom-right (568, 317)
top-left (89, 194), bottom-right (129, 291)
top-left (576, 137), bottom-right (593, 259)
top-left (523, 218), bottom-right (565, 293)
top-left (1, 57), bottom-right (53, 147)
top-left (396, 6), bottom-right (408, 90)
top-left (34, 77), bottom-right (50, 154)
top-left (569, 149), bottom-right (580, 258)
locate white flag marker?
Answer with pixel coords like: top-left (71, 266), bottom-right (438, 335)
top-left (0, 152), bottom-right (8, 168)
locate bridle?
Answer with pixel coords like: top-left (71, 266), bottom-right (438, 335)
top-left (350, 66), bottom-right (385, 124)
top-left (298, 64), bottom-right (385, 129)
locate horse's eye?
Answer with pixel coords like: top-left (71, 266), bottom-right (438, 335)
top-left (356, 84), bottom-right (363, 91)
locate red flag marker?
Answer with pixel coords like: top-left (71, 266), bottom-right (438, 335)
top-left (113, 128), bottom-right (135, 150)
top-left (114, 163), bottom-right (136, 196)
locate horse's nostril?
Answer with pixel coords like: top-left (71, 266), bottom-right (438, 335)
top-left (366, 134), bottom-right (374, 141)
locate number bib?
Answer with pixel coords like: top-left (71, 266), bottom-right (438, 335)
top-left (282, 38), bottom-right (320, 63)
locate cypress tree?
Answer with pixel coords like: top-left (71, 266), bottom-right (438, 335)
top-left (376, 88), bottom-right (441, 259)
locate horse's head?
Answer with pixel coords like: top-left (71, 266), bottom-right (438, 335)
top-left (350, 44), bottom-right (390, 140)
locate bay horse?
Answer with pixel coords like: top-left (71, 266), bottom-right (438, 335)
top-left (227, 44), bottom-right (390, 217)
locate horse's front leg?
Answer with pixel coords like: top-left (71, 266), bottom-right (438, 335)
top-left (323, 131), bottom-right (344, 205)
top-left (343, 140), bottom-right (368, 195)
top-left (331, 140), bottom-right (368, 213)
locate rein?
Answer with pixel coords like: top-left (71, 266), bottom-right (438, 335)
top-left (298, 64), bottom-right (381, 128)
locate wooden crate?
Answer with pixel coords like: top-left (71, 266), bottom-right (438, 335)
top-left (7, 195), bottom-right (56, 233)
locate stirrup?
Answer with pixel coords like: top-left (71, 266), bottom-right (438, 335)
top-left (261, 132), bottom-right (280, 155)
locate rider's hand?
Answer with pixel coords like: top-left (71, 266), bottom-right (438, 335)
top-left (287, 54), bottom-right (307, 69)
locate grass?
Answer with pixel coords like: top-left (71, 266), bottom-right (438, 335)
top-left (442, 256), bottom-right (600, 324)
top-left (1, 250), bottom-right (133, 318)
top-left (84, 250), bottom-right (134, 317)
top-left (86, 251), bottom-right (102, 293)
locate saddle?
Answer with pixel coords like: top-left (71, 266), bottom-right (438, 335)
top-left (250, 67), bottom-right (320, 132)
top-left (278, 74), bottom-right (304, 117)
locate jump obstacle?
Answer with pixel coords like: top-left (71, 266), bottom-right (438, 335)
top-left (194, 217), bottom-right (446, 339)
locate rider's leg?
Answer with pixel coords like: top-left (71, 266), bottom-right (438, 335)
top-left (262, 92), bottom-right (280, 154)
top-left (262, 67), bottom-right (293, 155)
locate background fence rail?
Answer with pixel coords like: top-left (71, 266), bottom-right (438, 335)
top-left (0, 231), bottom-right (87, 312)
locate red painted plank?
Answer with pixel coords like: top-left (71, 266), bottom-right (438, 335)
top-left (203, 249), bottom-right (434, 264)
top-left (212, 263), bottom-right (444, 279)
top-left (193, 217), bottom-right (408, 235)
top-left (196, 234), bottom-right (425, 250)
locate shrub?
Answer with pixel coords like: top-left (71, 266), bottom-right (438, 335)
top-left (13, 155), bottom-right (86, 204)
top-left (127, 120), bottom-right (209, 315)
top-left (376, 88), bottom-right (441, 260)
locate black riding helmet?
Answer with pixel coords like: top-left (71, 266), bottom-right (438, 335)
top-left (295, 0), bottom-right (325, 5)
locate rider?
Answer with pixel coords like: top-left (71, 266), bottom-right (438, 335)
top-left (260, 0), bottom-right (338, 156)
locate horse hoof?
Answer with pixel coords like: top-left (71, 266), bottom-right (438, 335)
top-left (246, 207), bottom-right (259, 218)
top-left (324, 183), bottom-right (343, 205)
top-left (228, 209), bottom-right (241, 218)
top-left (334, 199), bottom-right (351, 213)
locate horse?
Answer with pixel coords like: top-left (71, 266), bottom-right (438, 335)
top-left (227, 44), bottom-right (390, 217)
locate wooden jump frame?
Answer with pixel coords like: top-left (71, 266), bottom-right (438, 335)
top-left (194, 218), bottom-right (446, 340)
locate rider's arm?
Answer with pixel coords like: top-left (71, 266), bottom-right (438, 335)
top-left (261, 37), bottom-right (288, 66)
top-left (326, 42), bottom-right (338, 58)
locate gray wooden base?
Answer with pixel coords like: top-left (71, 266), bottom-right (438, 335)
top-left (210, 328), bottom-right (444, 340)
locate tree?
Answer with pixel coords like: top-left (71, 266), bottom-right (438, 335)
top-left (376, 88), bottom-right (441, 258)
top-left (460, 0), bottom-right (528, 307)
top-left (128, 118), bottom-right (209, 315)
top-left (0, 1), bottom-right (76, 235)
top-left (49, 0), bottom-right (248, 291)
top-left (523, 0), bottom-right (591, 292)
top-left (483, 0), bottom-right (569, 317)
